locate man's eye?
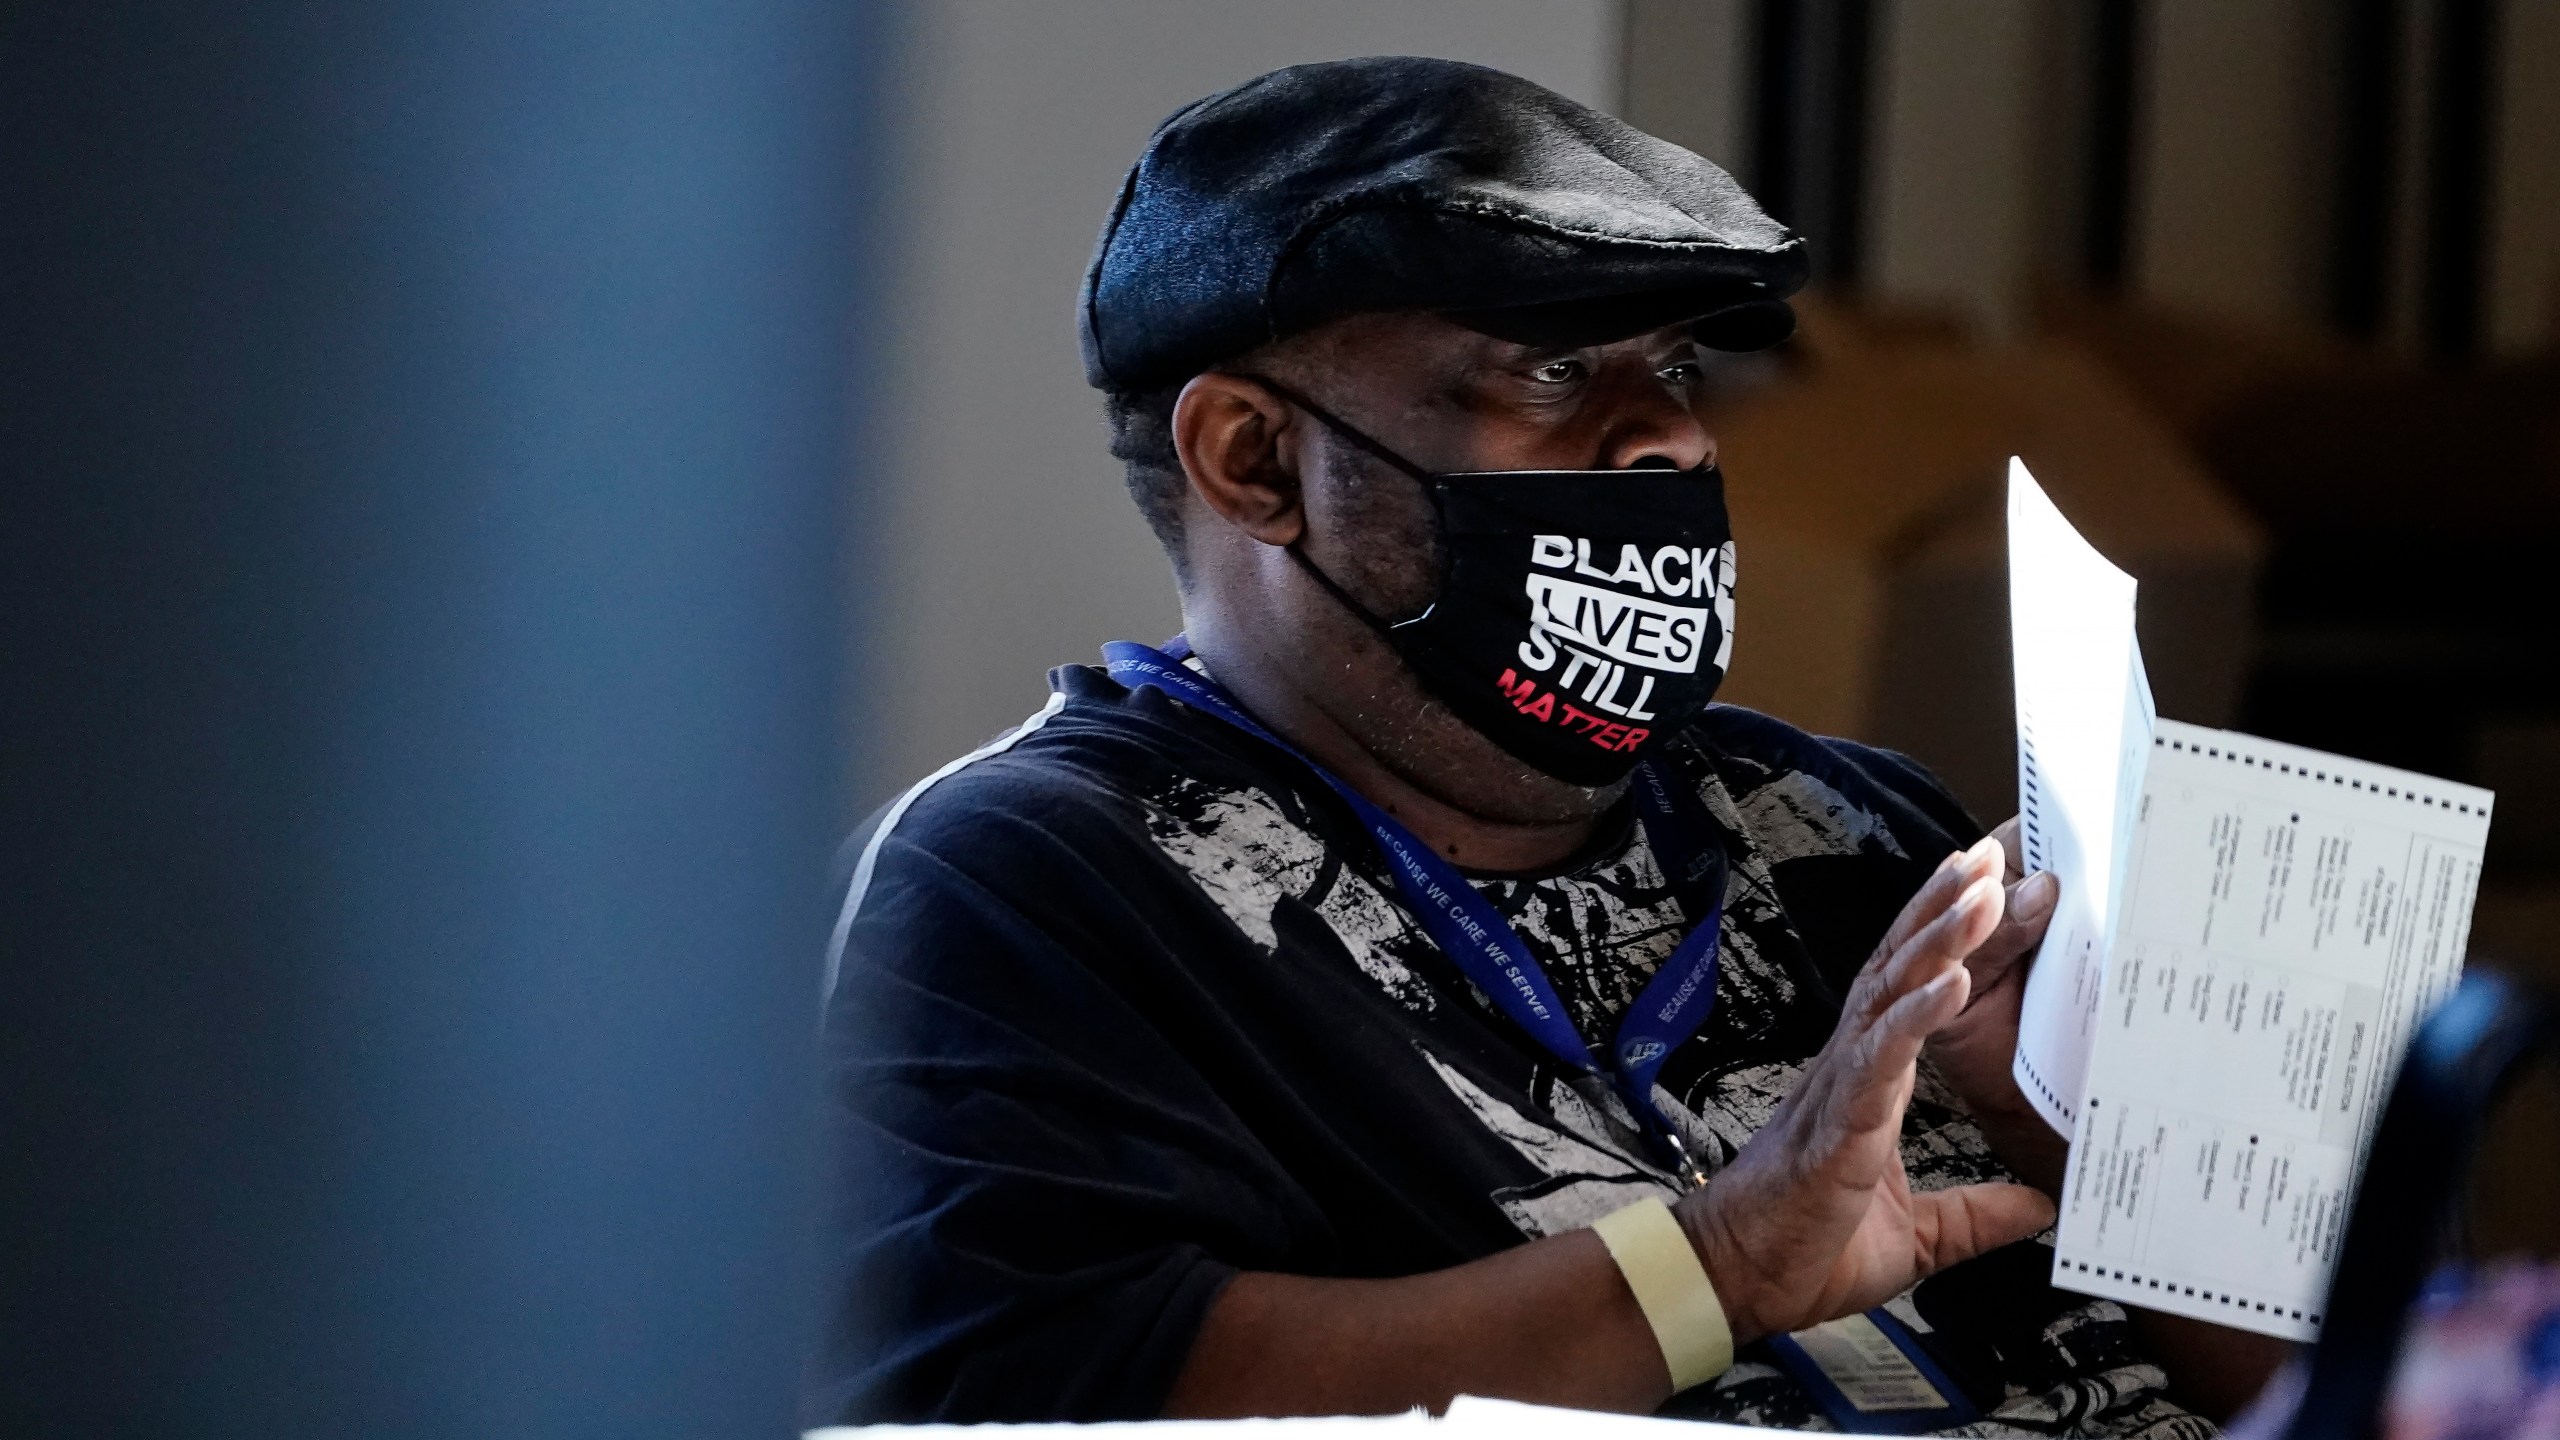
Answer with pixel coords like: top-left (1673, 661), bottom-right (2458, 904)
top-left (1530, 358), bottom-right (1587, 385)
top-left (1659, 359), bottom-right (1705, 386)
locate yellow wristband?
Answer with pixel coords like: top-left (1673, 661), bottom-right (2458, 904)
top-left (1590, 1196), bottom-right (1734, 1393)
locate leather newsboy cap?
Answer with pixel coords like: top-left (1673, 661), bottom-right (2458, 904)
top-left (1079, 56), bottom-right (1808, 393)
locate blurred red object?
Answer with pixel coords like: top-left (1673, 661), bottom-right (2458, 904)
top-left (2388, 1264), bottom-right (2560, 1440)
top-left (2233, 1263), bottom-right (2560, 1440)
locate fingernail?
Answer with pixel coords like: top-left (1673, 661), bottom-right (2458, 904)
top-left (2013, 871), bottom-right (2058, 922)
top-left (1962, 874), bottom-right (2003, 914)
top-left (1966, 833), bottom-right (2001, 865)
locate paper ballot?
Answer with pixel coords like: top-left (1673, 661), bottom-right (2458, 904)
top-left (2005, 459), bottom-right (2494, 1341)
top-left (2007, 466), bottom-right (2155, 1132)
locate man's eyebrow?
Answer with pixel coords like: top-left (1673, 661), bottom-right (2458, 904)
top-left (1472, 338), bottom-right (1581, 363)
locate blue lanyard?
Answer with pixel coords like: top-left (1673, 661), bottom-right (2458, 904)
top-left (1102, 639), bottom-right (1728, 1186)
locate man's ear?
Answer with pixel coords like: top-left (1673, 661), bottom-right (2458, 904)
top-left (1171, 372), bottom-right (1304, 546)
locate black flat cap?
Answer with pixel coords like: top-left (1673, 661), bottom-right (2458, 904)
top-left (1080, 56), bottom-right (1808, 393)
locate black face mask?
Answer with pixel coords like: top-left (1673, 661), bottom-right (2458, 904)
top-left (1247, 377), bottom-right (1736, 788)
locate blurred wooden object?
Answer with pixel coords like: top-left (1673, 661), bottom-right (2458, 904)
top-left (2044, 292), bottom-right (2560, 536)
top-left (2034, 288), bottom-right (2363, 439)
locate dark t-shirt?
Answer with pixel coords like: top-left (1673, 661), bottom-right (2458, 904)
top-left (807, 664), bottom-right (2211, 1438)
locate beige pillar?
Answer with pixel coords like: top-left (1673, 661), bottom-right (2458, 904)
top-left (2131, 0), bottom-right (2338, 328)
top-left (2487, 0), bottom-right (2560, 354)
top-left (1620, 0), bottom-right (1752, 174)
top-left (1863, 0), bottom-right (2040, 338)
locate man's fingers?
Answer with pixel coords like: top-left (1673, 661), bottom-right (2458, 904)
top-left (1824, 958), bottom-right (1974, 1138)
top-left (1964, 870), bottom-right (2058, 993)
top-left (1811, 864), bottom-right (2003, 1125)
top-left (1990, 816), bottom-right (2025, 884)
top-left (1876, 874), bottom-right (2004, 1002)
top-left (1909, 1181), bottom-right (2057, 1275)
top-left (1864, 958), bottom-right (1970, 1079)
top-left (1875, 836), bottom-right (2001, 960)
top-left (1828, 872), bottom-right (2003, 1063)
top-left (1853, 846), bottom-right (2003, 1027)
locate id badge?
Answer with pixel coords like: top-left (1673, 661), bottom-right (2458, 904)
top-left (1764, 1307), bottom-right (1980, 1433)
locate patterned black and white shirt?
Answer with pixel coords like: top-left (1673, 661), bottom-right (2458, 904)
top-left (808, 663), bottom-right (2213, 1440)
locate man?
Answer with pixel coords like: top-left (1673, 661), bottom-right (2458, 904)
top-left (810, 57), bottom-right (2280, 1430)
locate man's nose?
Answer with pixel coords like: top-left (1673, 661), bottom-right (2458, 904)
top-left (1597, 381), bottom-right (1716, 471)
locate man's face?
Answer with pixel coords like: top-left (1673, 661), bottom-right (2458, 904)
top-left (1171, 310), bottom-right (1728, 824)
top-left (1260, 309), bottom-right (1723, 634)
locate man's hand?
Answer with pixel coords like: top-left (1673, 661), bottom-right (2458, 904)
top-left (1672, 834), bottom-right (2057, 1342)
